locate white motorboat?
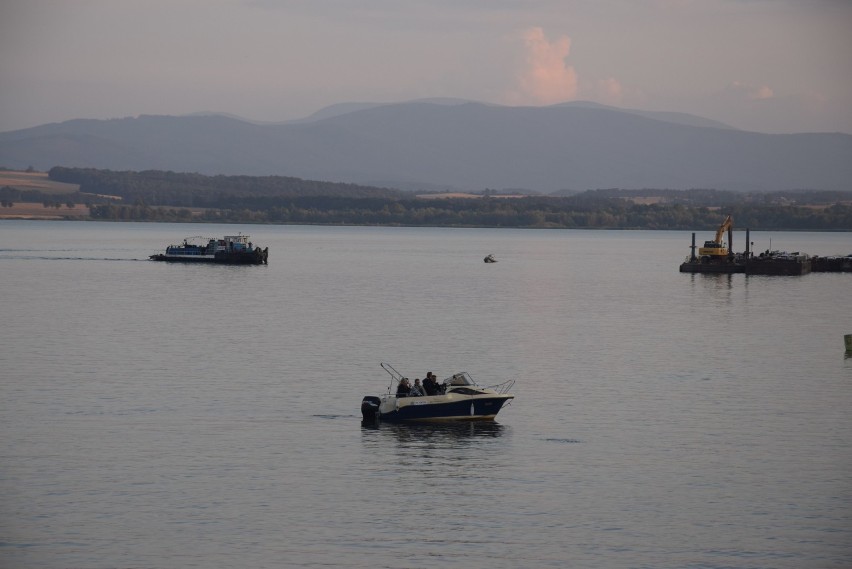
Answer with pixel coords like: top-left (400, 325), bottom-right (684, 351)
top-left (361, 363), bottom-right (514, 424)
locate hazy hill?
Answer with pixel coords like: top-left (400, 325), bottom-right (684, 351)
top-left (1, 102), bottom-right (850, 193)
top-left (553, 101), bottom-right (737, 130)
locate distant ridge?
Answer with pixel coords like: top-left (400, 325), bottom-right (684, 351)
top-left (555, 101), bottom-right (736, 130)
top-left (293, 98), bottom-right (476, 123)
top-left (1, 101), bottom-right (850, 192)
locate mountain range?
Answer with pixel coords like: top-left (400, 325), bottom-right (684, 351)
top-left (1, 101), bottom-right (850, 193)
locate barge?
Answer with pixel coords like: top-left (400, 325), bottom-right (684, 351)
top-left (812, 255), bottom-right (852, 273)
top-left (679, 219), bottom-right (848, 276)
top-left (150, 234), bottom-right (268, 265)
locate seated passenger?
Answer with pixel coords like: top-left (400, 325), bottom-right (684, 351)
top-left (410, 378), bottom-right (425, 397)
top-left (396, 377), bottom-right (412, 397)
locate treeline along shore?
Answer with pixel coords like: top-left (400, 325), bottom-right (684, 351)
top-left (0, 167), bottom-right (850, 230)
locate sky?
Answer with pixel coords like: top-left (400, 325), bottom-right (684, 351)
top-left (2, 0), bottom-right (851, 134)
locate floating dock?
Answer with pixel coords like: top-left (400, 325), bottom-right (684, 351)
top-left (812, 255), bottom-right (852, 273)
top-left (679, 228), bottom-right (850, 275)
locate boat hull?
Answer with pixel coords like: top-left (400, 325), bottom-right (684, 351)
top-left (364, 394), bottom-right (513, 423)
top-left (149, 252), bottom-right (267, 265)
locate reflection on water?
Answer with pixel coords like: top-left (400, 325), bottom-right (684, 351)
top-left (361, 422), bottom-right (509, 471)
top-left (359, 421), bottom-right (512, 490)
top-left (689, 272), bottom-right (735, 299)
top-left (361, 420), bottom-right (506, 446)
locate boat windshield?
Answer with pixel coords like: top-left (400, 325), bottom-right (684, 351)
top-left (445, 372), bottom-right (475, 386)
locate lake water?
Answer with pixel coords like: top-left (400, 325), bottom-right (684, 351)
top-left (1, 220), bottom-right (851, 569)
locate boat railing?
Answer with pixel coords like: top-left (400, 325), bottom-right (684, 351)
top-left (381, 362), bottom-right (404, 381)
top-left (486, 379), bottom-right (515, 395)
top-left (380, 362), bottom-right (405, 392)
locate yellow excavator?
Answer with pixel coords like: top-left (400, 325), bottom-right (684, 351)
top-left (698, 215), bottom-right (732, 258)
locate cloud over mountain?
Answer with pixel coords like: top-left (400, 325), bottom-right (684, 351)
top-left (515, 27), bottom-right (579, 105)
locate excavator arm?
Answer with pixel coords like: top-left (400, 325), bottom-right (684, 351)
top-left (698, 215), bottom-right (733, 257)
top-left (714, 215), bottom-right (733, 244)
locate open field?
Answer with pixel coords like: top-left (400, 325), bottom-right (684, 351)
top-left (0, 203), bottom-right (90, 219)
top-left (0, 170), bottom-right (80, 194)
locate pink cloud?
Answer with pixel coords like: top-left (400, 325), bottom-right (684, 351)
top-left (514, 27), bottom-right (578, 105)
top-left (750, 85), bottom-right (774, 100)
top-left (596, 77), bottom-right (624, 105)
top-left (727, 81), bottom-right (776, 101)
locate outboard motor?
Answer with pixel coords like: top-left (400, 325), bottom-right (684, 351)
top-left (361, 396), bottom-right (381, 424)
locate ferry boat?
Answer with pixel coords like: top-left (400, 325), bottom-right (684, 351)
top-left (149, 235), bottom-right (268, 264)
top-left (361, 363), bottom-right (514, 424)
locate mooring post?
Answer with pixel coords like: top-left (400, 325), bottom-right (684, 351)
top-left (745, 228), bottom-right (750, 258)
top-left (690, 232), bottom-right (696, 261)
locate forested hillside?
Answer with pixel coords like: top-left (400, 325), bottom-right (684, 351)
top-left (1, 167), bottom-right (849, 229)
top-left (47, 166), bottom-right (403, 205)
top-left (10, 167), bottom-right (842, 230)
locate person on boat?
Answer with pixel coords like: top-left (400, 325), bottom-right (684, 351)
top-left (435, 372), bottom-right (447, 394)
top-left (422, 373), bottom-right (435, 395)
top-left (410, 378), bottom-right (425, 397)
top-left (396, 377), bottom-right (412, 397)
top-left (423, 372), bottom-right (441, 396)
